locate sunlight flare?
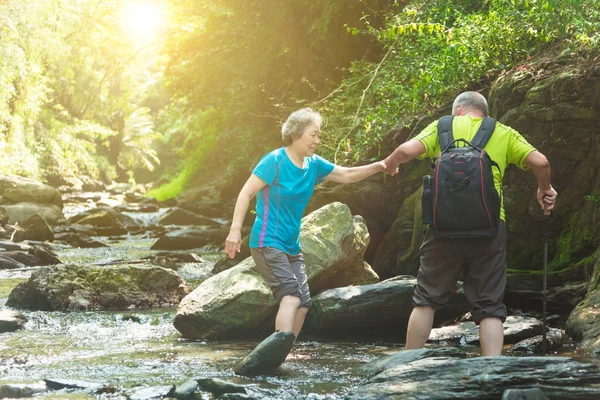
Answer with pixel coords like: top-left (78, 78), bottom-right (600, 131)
top-left (119, 1), bottom-right (163, 41)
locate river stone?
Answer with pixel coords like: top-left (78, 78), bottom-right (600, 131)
top-left (348, 353), bottom-right (600, 399)
top-left (11, 213), bottom-right (55, 242)
top-left (0, 382), bottom-right (46, 398)
top-left (305, 276), bottom-right (469, 337)
top-left (509, 328), bottom-right (562, 354)
top-left (1, 203), bottom-right (64, 226)
top-left (196, 378), bottom-right (247, 395)
top-left (6, 264), bottom-right (190, 311)
top-left (565, 249), bottom-right (600, 355)
top-left (429, 316), bottom-right (544, 345)
top-left (173, 202), bottom-right (375, 339)
top-left (150, 226), bottom-right (229, 250)
top-left (159, 207), bottom-right (221, 227)
top-left (128, 385), bottom-right (175, 400)
top-left (44, 378), bottom-right (103, 391)
top-left (503, 388), bottom-right (549, 400)
top-left (0, 309), bottom-right (27, 332)
top-left (174, 378), bottom-right (198, 399)
top-left (1, 179), bottom-right (63, 207)
top-left (234, 331), bottom-right (295, 376)
top-left (68, 210), bottom-right (127, 236)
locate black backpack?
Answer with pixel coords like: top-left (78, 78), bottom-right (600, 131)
top-left (423, 115), bottom-right (501, 240)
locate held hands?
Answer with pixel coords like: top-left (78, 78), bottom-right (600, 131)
top-left (537, 186), bottom-right (558, 216)
top-left (225, 230), bottom-right (242, 259)
top-left (382, 156), bottom-right (400, 176)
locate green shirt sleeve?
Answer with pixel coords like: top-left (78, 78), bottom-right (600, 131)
top-left (506, 126), bottom-right (536, 170)
top-left (413, 120), bottom-right (439, 160)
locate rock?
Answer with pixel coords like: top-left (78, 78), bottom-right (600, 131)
top-left (503, 388), bottom-right (549, 400)
top-left (234, 331), bottom-right (295, 376)
top-left (0, 240), bottom-right (31, 251)
top-left (305, 276), bottom-right (469, 337)
top-left (159, 207), bottom-right (221, 227)
top-left (6, 264), bottom-right (190, 311)
top-left (173, 203), bottom-right (378, 339)
top-left (220, 394), bottom-right (255, 400)
top-left (44, 378), bottom-right (103, 391)
top-left (0, 247), bottom-right (60, 267)
top-left (509, 328), bottom-right (563, 354)
top-left (173, 257), bottom-right (276, 339)
top-left (348, 352), bottom-right (600, 399)
top-left (0, 255), bottom-right (26, 269)
top-left (1, 203), bottom-right (64, 226)
top-left (0, 309), bottom-right (27, 332)
top-left (150, 226), bottom-right (229, 250)
top-left (429, 316), bottom-right (545, 345)
top-left (361, 347), bottom-right (466, 376)
top-left (0, 382), bottom-right (46, 398)
top-left (301, 202), bottom-right (379, 294)
top-left (565, 250), bottom-right (600, 355)
top-left (174, 379), bottom-right (198, 399)
top-left (11, 213), bottom-right (55, 242)
top-left (68, 209), bottom-right (128, 236)
top-left (0, 177), bottom-right (63, 207)
top-left (128, 385), bottom-right (175, 400)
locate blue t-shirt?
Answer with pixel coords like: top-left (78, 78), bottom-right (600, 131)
top-left (249, 147), bottom-right (335, 254)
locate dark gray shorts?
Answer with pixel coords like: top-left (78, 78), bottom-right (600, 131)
top-left (251, 247), bottom-right (312, 309)
top-left (413, 221), bottom-right (508, 324)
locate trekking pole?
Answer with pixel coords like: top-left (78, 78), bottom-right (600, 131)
top-left (542, 209), bottom-right (552, 354)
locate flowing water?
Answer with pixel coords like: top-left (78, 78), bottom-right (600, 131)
top-left (0, 200), bottom-right (596, 399)
top-left (0, 202), bottom-right (399, 399)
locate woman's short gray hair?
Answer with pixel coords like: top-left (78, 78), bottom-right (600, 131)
top-left (281, 108), bottom-right (322, 145)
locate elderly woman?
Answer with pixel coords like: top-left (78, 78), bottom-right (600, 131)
top-left (225, 108), bottom-right (385, 371)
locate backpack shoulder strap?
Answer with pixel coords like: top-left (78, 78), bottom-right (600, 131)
top-left (437, 116), bottom-right (454, 151)
top-left (471, 117), bottom-right (497, 149)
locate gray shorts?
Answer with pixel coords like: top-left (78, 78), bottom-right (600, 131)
top-left (413, 222), bottom-right (508, 324)
top-left (251, 247), bottom-right (312, 308)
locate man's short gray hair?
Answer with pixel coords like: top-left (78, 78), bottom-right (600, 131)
top-left (452, 91), bottom-right (488, 116)
top-left (281, 108), bottom-right (322, 145)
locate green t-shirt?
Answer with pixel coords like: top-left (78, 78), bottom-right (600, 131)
top-left (413, 115), bottom-right (536, 221)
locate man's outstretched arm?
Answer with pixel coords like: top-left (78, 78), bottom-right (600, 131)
top-left (383, 139), bottom-right (427, 175)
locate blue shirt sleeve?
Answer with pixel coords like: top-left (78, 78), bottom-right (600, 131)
top-left (252, 152), bottom-right (278, 185)
top-left (313, 155), bottom-right (335, 183)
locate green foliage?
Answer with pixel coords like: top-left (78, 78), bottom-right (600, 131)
top-left (317, 0), bottom-right (600, 164)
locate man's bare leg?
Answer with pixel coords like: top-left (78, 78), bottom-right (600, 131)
top-left (479, 317), bottom-right (503, 356)
top-left (275, 295), bottom-right (301, 332)
top-left (292, 307), bottom-right (309, 339)
top-left (405, 306), bottom-right (435, 349)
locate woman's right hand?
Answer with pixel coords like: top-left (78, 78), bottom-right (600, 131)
top-left (225, 230), bottom-right (242, 259)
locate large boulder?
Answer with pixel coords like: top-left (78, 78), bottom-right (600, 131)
top-left (173, 202), bottom-right (378, 339)
top-left (305, 276), bottom-right (469, 337)
top-left (6, 264), bottom-right (190, 311)
top-left (565, 248), bottom-right (600, 355)
top-left (349, 348), bottom-right (600, 399)
top-left (1, 203), bottom-right (64, 226)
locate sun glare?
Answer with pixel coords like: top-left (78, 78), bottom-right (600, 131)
top-left (120, 1), bottom-right (163, 42)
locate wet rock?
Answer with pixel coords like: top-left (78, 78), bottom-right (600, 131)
top-left (0, 382), bottom-right (46, 398)
top-left (54, 232), bottom-right (107, 248)
top-left (0, 240), bottom-right (31, 251)
top-left (197, 378), bottom-right (247, 395)
top-left (348, 352), bottom-right (600, 399)
top-left (68, 209), bottom-right (127, 236)
top-left (234, 331), bottom-right (295, 376)
top-left (150, 227), bottom-right (229, 250)
top-left (68, 207), bottom-right (139, 230)
top-left (128, 385), bottom-right (175, 400)
top-left (220, 394), bottom-right (255, 400)
top-left (44, 378), bottom-right (103, 392)
top-left (0, 309), bottom-right (27, 332)
top-left (503, 388), bottom-right (549, 399)
top-left (159, 207), bottom-right (221, 227)
top-left (1, 203), bottom-right (64, 226)
top-left (509, 328), bottom-right (563, 354)
top-left (306, 276), bottom-right (468, 337)
top-left (0, 246), bottom-right (61, 267)
top-left (11, 214), bottom-right (54, 242)
top-left (0, 255), bottom-right (26, 269)
top-left (174, 378), bottom-right (198, 399)
top-left (173, 203), bottom-right (377, 339)
top-left (6, 264), bottom-right (190, 311)
top-left (565, 249), bottom-right (600, 355)
top-left (361, 347), bottom-right (467, 376)
top-left (1, 179), bottom-right (62, 207)
top-left (429, 316), bottom-right (545, 345)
